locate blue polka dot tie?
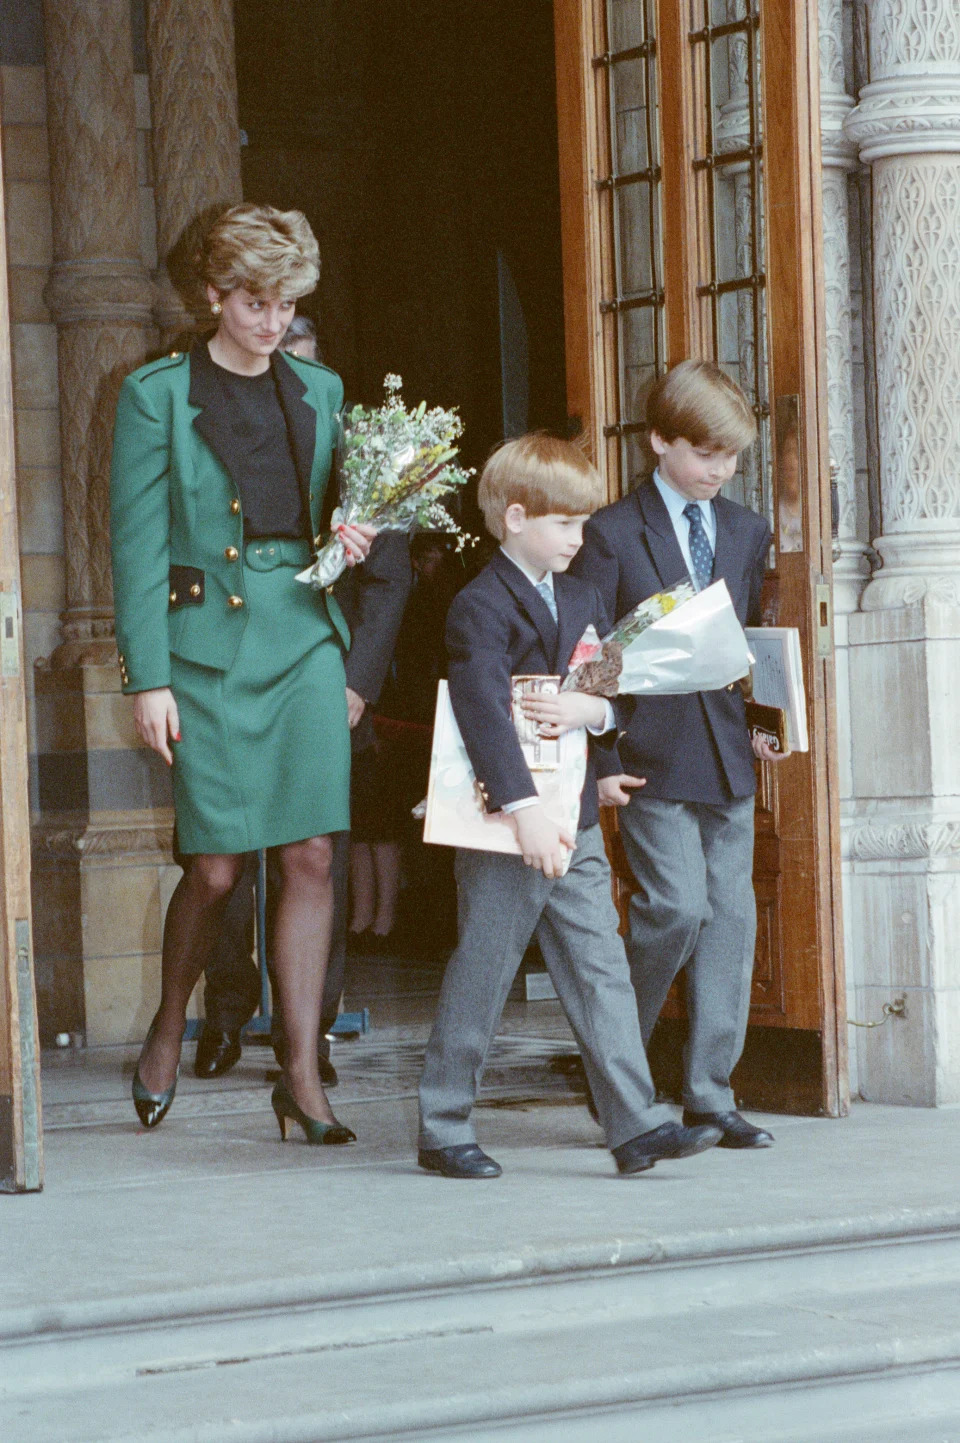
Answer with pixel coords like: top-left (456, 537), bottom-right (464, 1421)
top-left (535, 578), bottom-right (558, 622)
top-left (683, 502), bottom-right (714, 592)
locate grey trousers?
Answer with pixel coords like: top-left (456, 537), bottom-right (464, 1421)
top-left (418, 824), bottom-right (672, 1152)
top-left (616, 794), bottom-right (757, 1113)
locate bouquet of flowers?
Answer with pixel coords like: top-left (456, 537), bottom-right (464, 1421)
top-left (562, 578), bottom-right (753, 697)
top-left (296, 374), bottom-right (474, 590)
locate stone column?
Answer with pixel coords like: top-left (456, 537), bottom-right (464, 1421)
top-left (820, 0), bottom-right (871, 614)
top-left (32, 2), bottom-right (178, 1051)
top-left (842, 2), bottom-right (960, 1104)
top-left (41, 0), bottom-right (155, 666)
top-left (144, 0), bottom-right (243, 341)
top-left (820, 0), bottom-right (870, 1100)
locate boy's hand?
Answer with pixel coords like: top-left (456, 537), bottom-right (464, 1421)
top-left (598, 773), bottom-right (646, 807)
top-left (506, 804), bottom-right (575, 878)
top-left (520, 690), bottom-right (607, 737)
top-left (751, 734), bottom-right (789, 764)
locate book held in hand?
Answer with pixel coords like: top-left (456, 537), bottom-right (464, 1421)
top-left (743, 626), bottom-right (808, 753)
top-left (511, 675), bottom-right (562, 771)
top-left (422, 680), bottom-right (586, 872)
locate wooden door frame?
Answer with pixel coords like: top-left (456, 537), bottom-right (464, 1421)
top-left (757, 0), bottom-right (847, 1116)
top-left (552, 0), bottom-right (847, 1116)
top-left (0, 118), bottom-right (43, 1192)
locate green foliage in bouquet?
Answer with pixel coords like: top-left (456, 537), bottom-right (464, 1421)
top-left (298, 374), bottom-right (475, 590)
top-left (612, 580), bottom-right (696, 649)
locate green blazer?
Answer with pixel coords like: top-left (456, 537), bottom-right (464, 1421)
top-left (110, 344), bottom-right (347, 695)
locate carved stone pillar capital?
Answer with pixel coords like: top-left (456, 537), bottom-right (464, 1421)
top-left (44, 259), bottom-right (155, 329)
top-left (844, 0), bottom-right (960, 162)
top-left (819, 0), bottom-right (858, 170)
top-left (845, 2), bottom-right (960, 611)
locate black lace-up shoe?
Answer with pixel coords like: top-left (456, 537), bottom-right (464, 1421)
top-left (683, 1109), bottom-right (774, 1149)
top-left (417, 1143), bottom-right (503, 1179)
top-left (612, 1120), bottom-right (722, 1175)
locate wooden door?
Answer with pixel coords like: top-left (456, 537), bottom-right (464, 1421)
top-left (554, 0), bottom-right (846, 1115)
top-left (0, 123), bottom-right (43, 1191)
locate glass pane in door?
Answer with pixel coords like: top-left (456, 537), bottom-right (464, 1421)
top-left (596, 0), bottom-right (666, 493)
top-left (688, 0), bottom-right (771, 522)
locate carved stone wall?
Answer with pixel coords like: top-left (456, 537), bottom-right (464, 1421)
top-left (144, 0), bottom-right (242, 338)
top-left (40, 0), bottom-right (154, 662)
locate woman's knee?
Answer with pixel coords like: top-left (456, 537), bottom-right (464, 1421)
top-left (277, 835), bottom-right (334, 885)
top-left (187, 852), bottom-right (246, 902)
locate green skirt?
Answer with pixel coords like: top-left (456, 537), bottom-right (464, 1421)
top-left (170, 547), bottom-right (350, 854)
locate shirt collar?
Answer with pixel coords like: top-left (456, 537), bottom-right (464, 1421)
top-left (499, 547), bottom-right (555, 593)
top-left (652, 467), bottom-right (712, 524)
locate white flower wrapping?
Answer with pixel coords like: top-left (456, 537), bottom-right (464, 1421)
top-left (564, 580), bottom-right (754, 697)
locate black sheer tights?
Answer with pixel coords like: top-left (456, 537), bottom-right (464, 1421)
top-left (137, 837), bottom-right (337, 1122)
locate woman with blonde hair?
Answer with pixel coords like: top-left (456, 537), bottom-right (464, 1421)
top-left (111, 204), bottom-right (371, 1143)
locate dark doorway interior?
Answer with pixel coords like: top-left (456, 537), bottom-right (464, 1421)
top-left (235, 1), bottom-right (567, 961)
top-left (235, 1), bottom-right (567, 476)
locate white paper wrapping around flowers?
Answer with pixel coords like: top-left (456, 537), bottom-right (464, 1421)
top-left (423, 681), bottom-right (586, 874)
top-left (617, 580), bottom-right (753, 695)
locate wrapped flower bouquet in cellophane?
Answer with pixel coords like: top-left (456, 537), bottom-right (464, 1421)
top-left (562, 578), bottom-right (753, 697)
top-left (297, 374), bottom-right (475, 590)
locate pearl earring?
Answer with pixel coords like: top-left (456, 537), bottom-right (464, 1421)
top-left (211, 300), bottom-right (222, 316)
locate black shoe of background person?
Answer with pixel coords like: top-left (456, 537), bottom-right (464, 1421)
top-left (271, 1037), bottom-right (339, 1088)
top-left (612, 1120), bottom-right (723, 1175)
top-left (682, 1108), bottom-right (774, 1149)
top-left (194, 1027), bottom-right (242, 1079)
top-left (417, 1143), bottom-right (503, 1179)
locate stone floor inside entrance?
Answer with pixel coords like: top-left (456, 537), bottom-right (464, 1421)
top-left (39, 947), bottom-right (590, 1132)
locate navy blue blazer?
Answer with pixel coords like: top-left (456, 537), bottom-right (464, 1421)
top-left (570, 478), bottom-right (771, 804)
top-left (445, 550), bottom-right (618, 830)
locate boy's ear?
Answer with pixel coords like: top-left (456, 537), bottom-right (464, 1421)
top-left (648, 430), bottom-right (667, 457)
top-left (503, 502), bottom-right (527, 535)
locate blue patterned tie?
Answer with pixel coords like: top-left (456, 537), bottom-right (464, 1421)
top-left (535, 578), bottom-right (558, 621)
top-left (683, 502), bottom-right (714, 591)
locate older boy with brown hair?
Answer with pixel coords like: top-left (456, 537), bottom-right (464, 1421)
top-left (571, 360), bottom-right (785, 1149)
top-left (416, 433), bottom-right (723, 1179)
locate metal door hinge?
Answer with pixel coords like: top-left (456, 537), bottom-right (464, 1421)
top-left (815, 578), bottom-right (833, 658)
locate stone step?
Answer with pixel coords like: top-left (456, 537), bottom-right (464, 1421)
top-left (3, 1207), bottom-right (959, 1401)
top-left (3, 1209), bottom-right (960, 1441)
top-left (3, 1275), bottom-right (960, 1441)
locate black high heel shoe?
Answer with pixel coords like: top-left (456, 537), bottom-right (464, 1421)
top-left (132, 1018), bottom-right (179, 1128)
top-left (271, 1079), bottom-right (356, 1145)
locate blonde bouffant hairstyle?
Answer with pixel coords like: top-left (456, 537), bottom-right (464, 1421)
top-left (477, 433), bottom-right (604, 542)
top-left (198, 204), bottom-right (320, 299)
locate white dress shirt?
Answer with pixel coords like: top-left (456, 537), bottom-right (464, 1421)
top-left (652, 468), bottom-right (717, 588)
